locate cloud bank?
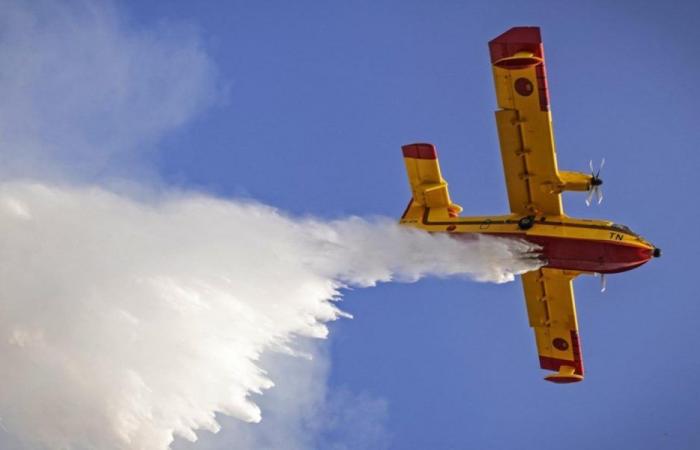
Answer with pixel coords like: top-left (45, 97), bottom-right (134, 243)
top-left (0, 2), bottom-right (541, 449)
top-left (0, 0), bottom-right (218, 181)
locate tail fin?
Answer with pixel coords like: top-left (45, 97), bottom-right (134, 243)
top-left (401, 143), bottom-right (462, 221)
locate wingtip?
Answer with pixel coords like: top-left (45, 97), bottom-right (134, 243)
top-left (544, 373), bottom-right (584, 384)
top-left (489, 26), bottom-right (542, 45)
top-left (489, 26), bottom-right (544, 63)
top-left (543, 365), bottom-right (584, 384)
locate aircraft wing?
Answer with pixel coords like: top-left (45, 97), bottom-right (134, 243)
top-left (489, 27), bottom-right (564, 216)
top-left (521, 268), bottom-right (584, 383)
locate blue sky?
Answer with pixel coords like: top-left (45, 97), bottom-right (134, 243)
top-left (123, 1), bottom-right (700, 449)
top-left (4, 1), bottom-right (698, 449)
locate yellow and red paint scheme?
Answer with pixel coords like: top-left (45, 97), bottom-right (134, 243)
top-left (398, 27), bottom-right (660, 383)
top-left (400, 169), bottom-right (657, 276)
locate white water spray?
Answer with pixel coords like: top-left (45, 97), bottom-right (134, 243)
top-left (0, 182), bottom-right (540, 449)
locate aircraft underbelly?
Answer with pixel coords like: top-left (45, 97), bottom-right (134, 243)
top-left (522, 235), bottom-right (653, 274)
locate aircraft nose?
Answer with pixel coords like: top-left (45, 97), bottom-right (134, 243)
top-left (653, 248), bottom-right (662, 258)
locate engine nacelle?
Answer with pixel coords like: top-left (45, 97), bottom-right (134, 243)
top-left (537, 171), bottom-right (597, 195)
top-left (549, 171), bottom-right (594, 193)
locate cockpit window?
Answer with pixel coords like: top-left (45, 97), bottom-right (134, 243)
top-left (611, 223), bottom-right (632, 233)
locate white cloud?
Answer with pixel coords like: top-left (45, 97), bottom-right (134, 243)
top-left (174, 344), bottom-right (392, 450)
top-left (314, 387), bottom-right (392, 450)
top-left (0, 0), bottom-right (218, 181)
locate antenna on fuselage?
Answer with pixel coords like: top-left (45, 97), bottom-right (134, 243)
top-left (594, 272), bottom-right (607, 293)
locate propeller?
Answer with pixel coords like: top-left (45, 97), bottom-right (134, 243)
top-left (585, 158), bottom-right (605, 206)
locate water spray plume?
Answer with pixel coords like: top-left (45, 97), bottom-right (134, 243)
top-left (0, 182), bottom-right (541, 449)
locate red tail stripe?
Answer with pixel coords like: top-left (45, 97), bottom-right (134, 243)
top-left (402, 143), bottom-right (438, 160)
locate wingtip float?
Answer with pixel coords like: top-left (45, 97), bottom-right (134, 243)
top-left (399, 27), bottom-right (660, 384)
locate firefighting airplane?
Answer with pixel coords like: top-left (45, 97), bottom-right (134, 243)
top-left (399, 27), bottom-right (660, 383)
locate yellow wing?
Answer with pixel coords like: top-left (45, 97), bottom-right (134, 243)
top-left (489, 27), bottom-right (591, 216)
top-left (521, 268), bottom-right (584, 383)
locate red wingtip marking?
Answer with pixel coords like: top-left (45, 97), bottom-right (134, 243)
top-left (492, 26), bottom-right (542, 44)
top-left (569, 330), bottom-right (584, 372)
top-left (489, 27), bottom-right (549, 112)
top-left (488, 27), bottom-right (543, 63)
top-left (535, 64), bottom-right (550, 111)
top-left (540, 356), bottom-right (584, 377)
top-left (539, 331), bottom-right (584, 376)
top-left (402, 143), bottom-right (437, 160)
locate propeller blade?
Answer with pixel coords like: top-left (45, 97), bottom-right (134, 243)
top-left (586, 158), bottom-right (605, 206)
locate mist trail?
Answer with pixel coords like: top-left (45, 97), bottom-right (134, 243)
top-left (0, 181), bottom-right (541, 449)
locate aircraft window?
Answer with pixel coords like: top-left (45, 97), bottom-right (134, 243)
top-left (611, 223), bottom-right (632, 233)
